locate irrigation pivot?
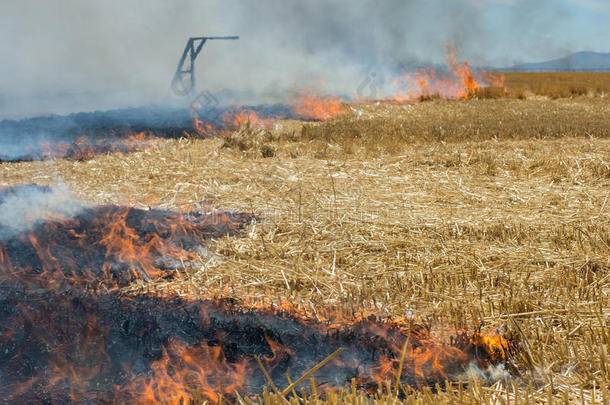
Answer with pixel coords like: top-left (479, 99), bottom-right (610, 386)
top-left (171, 36), bottom-right (239, 96)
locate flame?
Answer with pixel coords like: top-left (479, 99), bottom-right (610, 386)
top-left (191, 106), bottom-right (280, 137)
top-left (190, 87), bottom-right (346, 138)
top-left (0, 188), bottom-right (516, 403)
top-left (263, 333), bottom-right (293, 366)
top-left (121, 340), bottom-right (251, 404)
top-left (477, 326), bottom-right (513, 363)
top-left (482, 71), bottom-right (510, 95)
top-left (386, 45), bottom-right (508, 103)
top-left (0, 197), bottom-right (251, 290)
top-left (37, 131), bottom-right (159, 161)
top-left (444, 45), bottom-right (481, 98)
top-left (483, 72), bottom-right (507, 88)
top-left (190, 104), bottom-right (217, 137)
top-left (291, 87), bottom-right (346, 121)
top-left (109, 302), bottom-right (515, 404)
top-left (223, 107), bottom-right (277, 131)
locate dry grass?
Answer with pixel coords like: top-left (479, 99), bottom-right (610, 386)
top-left (502, 72), bottom-right (610, 99)
top-left (1, 96), bottom-right (609, 403)
top-left (235, 98), bottom-right (610, 158)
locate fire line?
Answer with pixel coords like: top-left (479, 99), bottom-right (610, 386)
top-left (0, 185), bottom-right (516, 404)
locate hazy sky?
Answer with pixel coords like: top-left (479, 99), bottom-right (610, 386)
top-left (0, 0), bottom-right (608, 115)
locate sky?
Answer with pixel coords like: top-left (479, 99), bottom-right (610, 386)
top-left (0, 0), bottom-right (608, 117)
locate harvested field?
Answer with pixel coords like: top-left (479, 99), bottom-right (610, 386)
top-left (502, 72), bottom-right (610, 99)
top-left (1, 95), bottom-right (609, 403)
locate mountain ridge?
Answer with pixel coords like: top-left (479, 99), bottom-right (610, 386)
top-left (502, 51), bottom-right (610, 72)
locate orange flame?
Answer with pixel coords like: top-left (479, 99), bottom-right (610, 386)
top-left (0, 205), bottom-right (244, 291)
top-left (190, 104), bottom-right (217, 137)
top-left (109, 306), bottom-right (514, 404)
top-left (223, 107), bottom-right (277, 131)
top-left (121, 340), bottom-right (251, 404)
top-left (191, 106), bottom-right (278, 137)
top-left (387, 45), bottom-right (508, 103)
top-left (0, 187), bottom-right (516, 403)
top-left (291, 87), bottom-right (346, 120)
top-left (38, 131), bottom-right (159, 161)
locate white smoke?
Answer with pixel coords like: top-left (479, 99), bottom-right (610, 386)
top-left (0, 184), bottom-right (88, 239)
top-left (1, 0), bottom-right (603, 117)
top-left (462, 362), bottom-right (511, 384)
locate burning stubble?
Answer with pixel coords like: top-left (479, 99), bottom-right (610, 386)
top-left (0, 291), bottom-right (514, 403)
top-left (0, 185), bottom-right (254, 290)
top-left (0, 42), bottom-right (522, 404)
top-left (0, 54), bottom-right (505, 164)
top-left (0, 99), bottom-right (343, 162)
top-left (0, 184), bottom-right (515, 403)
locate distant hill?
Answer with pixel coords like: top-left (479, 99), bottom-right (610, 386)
top-left (506, 52), bottom-right (610, 72)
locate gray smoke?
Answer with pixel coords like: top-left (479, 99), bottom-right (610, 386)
top-left (463, 362), bottom-right (511, 384)
top-left (0, 184), bottom-right (88, 239)
top-left (0, 0), bottom-right (608, 117)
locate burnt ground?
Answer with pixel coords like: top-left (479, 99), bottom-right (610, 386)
top-left (0, 288), bottom-right (506, 403)
top-left (0, 185), bottom-right (254, 290)
top-left (0, 185), bottom-right (513, 403)
top-left (0, 104), bottom-right (294, 162)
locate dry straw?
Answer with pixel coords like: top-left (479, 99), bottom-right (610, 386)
top-left (1, 90), bottom-right (609, 404)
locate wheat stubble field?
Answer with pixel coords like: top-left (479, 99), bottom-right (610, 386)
top-left (2, 77), bottom-right (609, 404)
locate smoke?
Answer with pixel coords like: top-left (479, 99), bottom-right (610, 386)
top-left (463, 362), bottom-right (511, 384)
top-left (0, 0), bottom-right (608, 116)
top-left (0, 184), bottom-right (88, 239)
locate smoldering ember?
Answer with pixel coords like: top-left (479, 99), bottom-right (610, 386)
top-left (1, 1), bottom-right (609, 404)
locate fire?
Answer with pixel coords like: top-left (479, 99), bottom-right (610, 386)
top-left (190, 88), bottom-right (346, 138)
top-left (109, 301), bottom-right (515, 404)
top-left (222, 107), bottom-right (277, 131)
top-left (123, 340), bottom-right (251, 404)
top-left (190, 103), bottom-right (217, 137)
top-left (191, 105), bottom-right (280, 137)
top-left (0, 187), bottom-right (516, 404)
top-left (291, 87), bottom-right (346, 121)
top-left (37, 131), bottom-right (159, 161)
top-left (477, 326), bottom-right (513, 363)
top-left (0, 186), bottom-right (253, 290)
top-left (444, 45), bottom-right (481, 98)
top-left (386, 45), bottom-right (508, 103)
top-left (483, 72), bottom-right (506, 88)
top-left (482, 71), bottom-right (510, 95)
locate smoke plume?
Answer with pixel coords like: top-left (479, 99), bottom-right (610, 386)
top-left (1, 0), bottom-right (607, 117)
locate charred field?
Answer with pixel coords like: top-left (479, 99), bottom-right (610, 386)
top-left (1, 84), bottom-right (609, 404)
